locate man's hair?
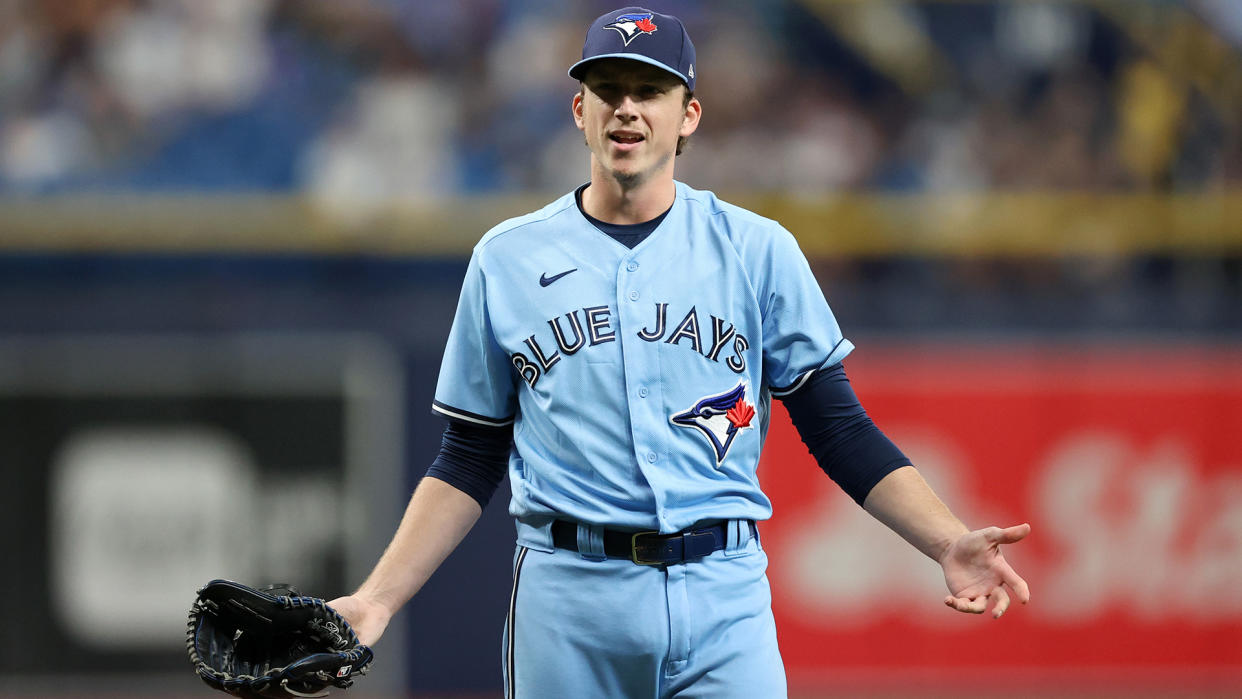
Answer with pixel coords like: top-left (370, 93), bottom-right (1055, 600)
top-left (578, 85), bottom-right (696, 156)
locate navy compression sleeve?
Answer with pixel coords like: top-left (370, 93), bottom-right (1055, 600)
top-left (424, 418), bottom-right (511, 508)
top-left (778, 363), bottom-right (912, 505)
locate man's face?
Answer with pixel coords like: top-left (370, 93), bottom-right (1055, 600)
top-left (573, 59), bottom-right (700, 188)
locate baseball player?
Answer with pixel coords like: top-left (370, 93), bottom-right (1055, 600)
top-left (330, 7), bottom-right (1031, 698)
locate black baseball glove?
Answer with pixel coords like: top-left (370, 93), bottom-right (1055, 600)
top-left (186, 579), bottom-right (374, 699)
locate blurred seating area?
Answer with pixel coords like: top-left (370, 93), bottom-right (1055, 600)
top-left (1, 0), bottom-right (1239, 197)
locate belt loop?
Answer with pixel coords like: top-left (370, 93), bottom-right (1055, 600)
top-left (576, 522), bottom-right (607, 561)
top-left (515, 517), bottom-right (556, 553)
top-left (725, 520), bottom-right (750, 556)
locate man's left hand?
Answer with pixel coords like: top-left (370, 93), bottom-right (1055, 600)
top-left (940, 523), bottom-right (1031, 618)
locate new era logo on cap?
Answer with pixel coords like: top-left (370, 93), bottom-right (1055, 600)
top-left (569, 6), bottom-right (697, 91)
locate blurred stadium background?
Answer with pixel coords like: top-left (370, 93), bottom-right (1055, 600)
top-left (0, 0), bottom-right (1238, 697)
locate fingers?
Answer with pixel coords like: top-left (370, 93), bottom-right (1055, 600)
top-left (1002, 564), bottom-right (1031, 604)
top-left (991, 586), bottom-right (1011, 618)
top-left (944, 593), bottom-right (987, 614)
top-left (946, 586), bottom-right (1015, 618)
top-left (943, 524), bottom-right (1032, 619)
top-left (988, 522), bottom-right (1031, 545)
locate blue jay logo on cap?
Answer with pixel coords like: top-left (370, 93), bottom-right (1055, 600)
top-left (671, 382), bottom-right (756, 465)
top-left (605, 12), bottom-right (658, 46)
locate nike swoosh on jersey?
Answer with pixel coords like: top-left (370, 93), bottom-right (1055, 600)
top-left (539, 268), bottom-right (577, 287)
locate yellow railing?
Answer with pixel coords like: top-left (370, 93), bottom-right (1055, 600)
top-left (1, 192), bottom-right (1239, 258)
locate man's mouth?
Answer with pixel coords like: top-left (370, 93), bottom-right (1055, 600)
top-left (610, 132), bottom-right (644, 144)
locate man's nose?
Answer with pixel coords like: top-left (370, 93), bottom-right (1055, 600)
top-left (613, 94), bottom-right (639, 120)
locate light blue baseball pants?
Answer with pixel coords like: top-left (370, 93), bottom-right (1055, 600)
top-left (503, 519), bottom-right (786, 698)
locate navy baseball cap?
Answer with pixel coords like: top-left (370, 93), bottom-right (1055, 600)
top-left (568, 7), bottom-right (696, 91)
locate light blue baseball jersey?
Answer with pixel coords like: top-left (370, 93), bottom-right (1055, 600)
top-left (433, 181), bottom-right (853, 533)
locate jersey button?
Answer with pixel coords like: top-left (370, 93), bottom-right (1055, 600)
top-left (646, 452), bottom-right (657, 463)
top-left (629, 291), bottom-right (639, 301)
top-left (638, 387), bottom-right (649, 398)
top-left (627, 261), bottom-right (639, 272)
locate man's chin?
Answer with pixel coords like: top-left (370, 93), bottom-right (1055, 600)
top-left (599, 150), bottom-right (672, 189)
top-left (610, 168), bottom-right (644, 189)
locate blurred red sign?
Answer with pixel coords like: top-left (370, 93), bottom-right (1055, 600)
top-left (759, 345), bottom-right (1242, 691)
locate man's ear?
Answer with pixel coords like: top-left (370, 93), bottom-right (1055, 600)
top-left (680, 96), bottom-right (702, 138)
top-left (572, 90), bottom-right (586, 131)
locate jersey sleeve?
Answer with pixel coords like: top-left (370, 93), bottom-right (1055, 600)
top-left (432, 250), bottom-right (518, 426)
top-left (759, 227), bottom-right (854, 396)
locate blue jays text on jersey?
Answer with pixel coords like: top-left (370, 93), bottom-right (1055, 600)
top-left (509, 302), bottom-right (751, 389)
top-left (433, 181), bottom-right (854, 533)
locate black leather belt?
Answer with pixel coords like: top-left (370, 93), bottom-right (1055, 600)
top-left (550, 520), bottom-right (757, 566)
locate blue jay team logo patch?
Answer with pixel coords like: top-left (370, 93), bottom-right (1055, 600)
top-left (671, 383), bottom-right (756, 464)
top-left (605, 12), bottom-right (658, 46)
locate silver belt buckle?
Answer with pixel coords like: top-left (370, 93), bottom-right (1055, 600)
top-left (630, 531), bottom-right (663, 566)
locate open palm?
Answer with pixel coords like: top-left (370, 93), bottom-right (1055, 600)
top-left (940, 523), bottom-right (1031, 618)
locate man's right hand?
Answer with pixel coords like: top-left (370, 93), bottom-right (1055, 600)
top-left (327, 594), bottom-right (393, 647)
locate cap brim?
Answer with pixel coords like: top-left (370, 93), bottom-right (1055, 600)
top-left (568, 53), bottom-right (689, 86)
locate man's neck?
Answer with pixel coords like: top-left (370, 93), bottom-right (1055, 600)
top-left (582, 165), bottom-right (676, 225)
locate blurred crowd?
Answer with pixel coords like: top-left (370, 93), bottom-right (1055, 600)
top-left (0, 0), bottom-right (1240, 197)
